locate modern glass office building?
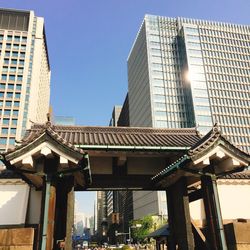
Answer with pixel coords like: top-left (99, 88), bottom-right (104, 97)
top-left (0, 9), bottom-right (50, 152)
top-left (127, 14), bottom-right (250, 220)
top-left (128, 15), bottom-right (250, 153)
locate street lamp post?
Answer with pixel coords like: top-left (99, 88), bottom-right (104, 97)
top-left (115, 224), bottom-right (141, 244)
top-left (129, 224), bottom-right (142, 244)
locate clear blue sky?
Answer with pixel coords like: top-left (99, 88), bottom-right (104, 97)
top-left (1, 0), bottom-right (249, 216)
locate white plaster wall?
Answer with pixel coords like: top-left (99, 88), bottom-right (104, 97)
top-left (26, 187), bottom-right (42, 224)
top-left (189, 200), bottom-right (203, 226)
top-left (218, 181), bottom-right (250, 220)
top-left (189, 180), bottom-right (250, 225)
top-left (0, 180), bottom-right (29, 225)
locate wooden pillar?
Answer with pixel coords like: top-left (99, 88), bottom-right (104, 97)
top-left (65, 186), bottom-right (75, 249)
top-left (39, 175), bottom-right (57, 250)
top-left (46, 184), bottom-right (57, 250)
top-left (53, 176), bottom-right (74, 249)
top-left (166, 177), bottom-right (194, 250)
top-left (201, 175), bottom-right (227, 250)
top-left (39, 158), bottom-right (59, 250)
top-left (166, 188), bottom-right (176, 250)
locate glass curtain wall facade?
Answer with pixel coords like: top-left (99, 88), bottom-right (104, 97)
top-left (128, 15), bottom-right (250, 153)
top-left (0, 9), bottom-right (50, 152)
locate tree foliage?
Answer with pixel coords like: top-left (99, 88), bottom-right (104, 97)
top-left (130, 215), bottom-right (154, 242)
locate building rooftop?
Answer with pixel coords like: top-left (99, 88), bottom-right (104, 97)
top-left (20, 123), bottom-right (201, 149)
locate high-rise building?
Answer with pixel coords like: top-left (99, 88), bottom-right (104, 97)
top-left (128, 14), bottom-right (250, 153)
top-left (126, 15), bottom-right (250, 219)
top-left (109, 105), bottom-right (122, 126)
top-left (54, 116), bottom-right (76, 125)
top-left (96, 191), bottom-right (108, 240)
top-left (107, 107), bottom-right (133, 243)
top-left (0, 8), bottom-right (50, 151)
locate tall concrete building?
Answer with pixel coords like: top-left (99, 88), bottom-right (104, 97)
top-left (0, 8), bottom-right (50, 152)
top-left (96, 191), bottom-right (108, 240)
top-left (127, 15), bottom-right (250, 219)
top-left (109, 105), bottom-right (122, 127)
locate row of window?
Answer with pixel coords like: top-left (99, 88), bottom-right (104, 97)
top-left (211, 107), bottom-right (250, 118)
top-left (193, 88), bottom-right (209, 98)
top-left (0, 138), bottom-right (15, 145)
top-left (1, 74), bottom-right (23, 82)
top-left (201, 42), bottom-right (250, 53)
top-left (208, 81), bottom-right (249, 92)
top-left (200, 28), bottom-right (250, 40)
top-left (2, 51), bottom-right (25, 58)
top-left (0, 83), bottom-right (22, 90)
top-left (205, 61), bottom-right (249, 73)
top-left (206, 73), bottom-right (250, 85)
top-left (155, 120), bottom-right (189, 128)
top-left (200, 35), bottom-right (250, 48)
top-left (0, 43), bottom-right (26, 50)
top-left (222, 127), bottom-right (250, 139)
top-left (1, 118), bottom-right (17, 125)
top-left (214, 114), bottom-right (249, 127)
top-left (153, 86), bottom-right (185, 96)
top-left (2, 66), bottom-right (24, 74)
top-left (0, 109), bottom-right (18, 116)
top-left (4, 58), bottom-right (25, 65)
top-left (0, 100), bottom-right (20, 107)
top-left (211, 99), bottom-right (249, 112)
top-left (203, 50), bottom-right (249, 61)
top-left (0, 35), bottom-right (27, 43)
top-left (209, 89), bottom-right (249, 99)
top-left (1, 128), bottom-right (16, 134)
top-left (0, 92), bottom-right (21, 99)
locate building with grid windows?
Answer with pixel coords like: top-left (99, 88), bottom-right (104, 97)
top-left (0, 8), bottom-right (50, 153)
top-left (128, 14), bottom-right (250, 153)
top-left (127, 15), bottom-right (250, 220)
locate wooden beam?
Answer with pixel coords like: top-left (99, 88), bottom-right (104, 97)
top-left (188, 188), bottom-right (202, 203)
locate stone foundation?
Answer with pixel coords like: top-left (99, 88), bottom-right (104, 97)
top-left (0, 228), bottom-right (34, 249)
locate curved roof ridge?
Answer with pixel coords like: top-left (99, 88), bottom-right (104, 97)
top-left (5, 121), bottom-right (85, 155)
top-left (188, 124), bottom-right (221, 156)
top-left (6, 122), bottom-right (202, 150)
top-left (188, 124), bottom-right (250, 159)
top-left (30, 123), bottom-right (198, 135)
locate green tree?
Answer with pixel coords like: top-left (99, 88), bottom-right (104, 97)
top-left (130, 215), bottom-right (154, 243)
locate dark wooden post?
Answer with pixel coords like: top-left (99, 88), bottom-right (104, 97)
top-left (46, 184), bottom-right (57, 250)
top-left (201, 175), bottom-right (227, 250)
top-left (166, 177), bottom-right (194, 250)
top-left (65, 185), bottom-right (75, 249)
top-left (166, 187), bottom-right (176, 250)
top-left (53, 176), bottom-right (74, 250)
top-left (39, 158), bottom-right (58, 250)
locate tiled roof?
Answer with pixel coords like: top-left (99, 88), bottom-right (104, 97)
top-left (20, 123), bottom-right (201, 149)
top-left (188, 124), bottom-right (249, 158)
top-left (0, 169), bottom-right (20, 179)
top-left (188, 125), bottom-right (221, 157)
top-left (220, 171), bottom-right (250, 179)
top-left (152, 125), bottom-right (250, 182)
